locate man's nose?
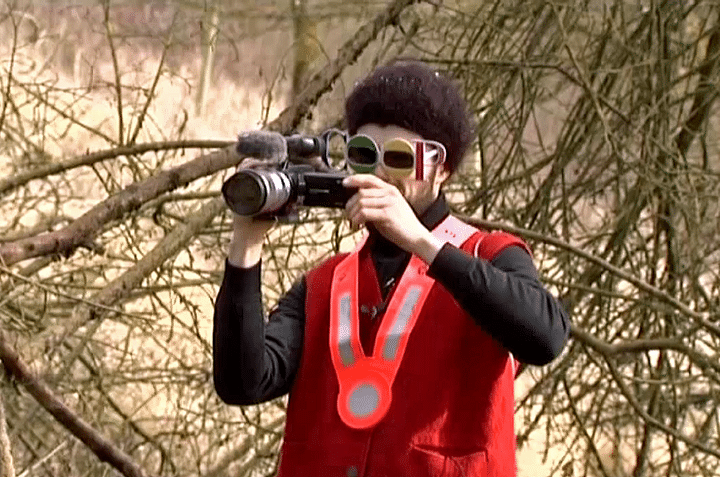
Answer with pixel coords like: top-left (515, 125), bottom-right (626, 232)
top-left (373, 159), bottom-right (391, 181)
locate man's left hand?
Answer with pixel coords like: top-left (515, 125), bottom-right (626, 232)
top-left (342, 174), bottom-right (444, 263)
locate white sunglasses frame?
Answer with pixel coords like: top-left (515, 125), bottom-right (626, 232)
top-left (344, 134), bottom-right (447, 181)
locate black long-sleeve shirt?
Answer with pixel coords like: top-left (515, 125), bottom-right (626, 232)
top-left (213, 195), bottom-right (570, 405)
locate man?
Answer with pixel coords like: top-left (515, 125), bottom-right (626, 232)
top-left (214, 61), bottom-right (570, 476)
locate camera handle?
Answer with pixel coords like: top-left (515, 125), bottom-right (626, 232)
top-left (285, 129), bottom-right (347, 170)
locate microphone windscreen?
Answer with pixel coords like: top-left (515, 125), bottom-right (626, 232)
top-left (236, 131), bottom-right (287, 160)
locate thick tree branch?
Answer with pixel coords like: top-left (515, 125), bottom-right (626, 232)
top-left (0, 140), bottom-right (234, 198)
top-left (0, 389), bottom-right (14, 477)
top-left (266, 0), bottom-right (421, 133)
top-left (571, 324), bottom-right (720, 378)
top-left (0, 0), bottom-right (420, 268)
top-left (0, 146), bottom-right (239, 267)
top-left (0, 331), bottom-right (151, 477)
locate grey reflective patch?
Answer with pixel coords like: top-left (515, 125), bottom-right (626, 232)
top-left (383, 286), bottom-right (421, 360)
top-left (348, 384), bottom-right (379, 417)
top-left (338, 293), bottom-right (355, 366)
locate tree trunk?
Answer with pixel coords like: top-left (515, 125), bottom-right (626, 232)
top-left (290, 0), bottom-right (320, 100)
top-left (195, 1), bottom-right (220, 117)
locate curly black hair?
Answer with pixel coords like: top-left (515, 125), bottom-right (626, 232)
top-left (345, 61), bottom-right (476, 176)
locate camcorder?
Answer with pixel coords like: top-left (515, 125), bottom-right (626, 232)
top-left (222, 130), bottom-right (355, 220)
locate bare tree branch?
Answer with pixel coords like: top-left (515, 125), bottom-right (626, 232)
top-left (0, 140), bottom-right (234, 198)
top-left (53, 198), bottom-right (226, 382)
top-left (0, 147), bottom-right (239, 266)
top-left (204, 415), bottom-right (284, 477)
top-left (460, 215), bottom-right (718, 332)
top-left (266, 0), bottom-right (421, 133)
top-left (0, 331), bottom-right (151, 477)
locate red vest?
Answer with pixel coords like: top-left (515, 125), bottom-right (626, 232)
top-left (278, 221), bottom-right (527, 477)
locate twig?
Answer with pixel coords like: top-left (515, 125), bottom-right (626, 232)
top-left (103, 0), bottom-right (125, 144)
top-left (601, 352), bottom-right (720, 460)
top-left (0, 145), bottom-right (239, 266)
top-left (0, 4), bottom-right (20, 139)
top-left (204, 415), bottom-right (284, 477)
top-left (675, 24), bottom-right (720, 156)
top-left (129, 12), bottom-right (177, 145)
top-left (52, 198), bottom-right (226, 383)
top-left (459, 215), bottom-right (719, 337)
top-left (0, 265), bottom-right (148, 322)
top-left (266, 0), bottom-right (422, 133)
top-left (17, 442), bottom-right (66, 477)
top-left (0, 140), bottom-right (234, 197)
top-left (571, 324), bottom-right (720, 377)
top-left (6, 74), bottom-right (116, 144)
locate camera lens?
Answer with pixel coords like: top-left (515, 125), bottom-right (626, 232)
top-left (222, 171), bottom-right (266, 216)
top-left (222, 169), bottom-right (294, 216)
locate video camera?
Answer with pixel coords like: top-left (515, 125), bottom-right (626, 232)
top-left (222, 130), bottom-right (355, 220)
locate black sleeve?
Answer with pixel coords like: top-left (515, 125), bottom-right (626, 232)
top-left (213, 260), bottom-right (305, 405)
top-left (428, 243), bottom-right (570, 366)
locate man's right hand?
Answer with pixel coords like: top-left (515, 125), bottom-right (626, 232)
top-left (227, 214), bottom-right (275, 268)
top-left (226, 157), bottom-right (279, 268)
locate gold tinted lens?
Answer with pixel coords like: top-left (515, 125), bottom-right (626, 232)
top-left (383, 138), bottom-right (415, 170)
top-left (383, 151), bottom-right (414, 169)
top-left (347, 136), bottom-right (378, 166)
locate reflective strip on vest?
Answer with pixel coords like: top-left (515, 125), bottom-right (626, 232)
top-left (348, 383), bottom-right (379, 417)
top-left (329, 215), bottom-right (478, 429)
top-left (382, 285), bottom-right (421, 361)
top-left (337, 293), bottom-right (356, 366)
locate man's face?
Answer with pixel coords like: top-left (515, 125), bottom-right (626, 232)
top-left (353, 123), bottom-right (450, 215)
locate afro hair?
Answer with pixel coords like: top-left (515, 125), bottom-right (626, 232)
top-left (345, 61), bottom-right (476, 176)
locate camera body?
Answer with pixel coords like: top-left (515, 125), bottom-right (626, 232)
top-left (222, 165), bottom-right (356, 219)
top-left (222, 130), bottom-right (356, 220)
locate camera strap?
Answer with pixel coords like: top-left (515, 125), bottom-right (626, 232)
top-left (329, 215), bottom-right (478, 429)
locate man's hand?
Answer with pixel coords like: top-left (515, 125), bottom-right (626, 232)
top-left (226, 158), bottom-right (277, 268)
top-left (342, 174), bottom-right (444, 264)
